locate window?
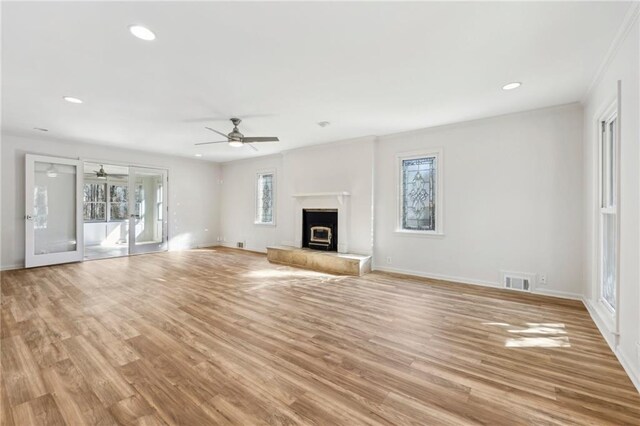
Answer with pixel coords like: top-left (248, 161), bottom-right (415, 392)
top-left (34, 186), bottom-right (49, 229)
top-left (135, 184), bottom-right (144, 217)
top-left (256, 172), bottom-right (275, 224)
top-left (156, 182), bottom-right (163, 221)
top-left (83, 182), bottom-right (107, 222)
top-left (109, 184), bottom-right (128, 221)
top-left (599, 109), bottom-right (618, 312)
top-left (83, 180), bottom-right (129, 222)
top-left (398, 150), bottom-right (442, 234)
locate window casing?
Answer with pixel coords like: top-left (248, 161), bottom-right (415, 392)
top-left (599, 108), bottom-right (618, 313)
top-left (255, 172), bottom-right (275, 225)
top-left (397, 150), bottom-right (443, 235)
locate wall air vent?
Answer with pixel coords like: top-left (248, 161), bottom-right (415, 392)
top-left (237, 242), bottom-right (244, 249)
top-left (501, 271), bottom-right (535, 293)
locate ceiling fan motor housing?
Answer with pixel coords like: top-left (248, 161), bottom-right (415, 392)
top-left (229, 118), bottom-right (243, 141)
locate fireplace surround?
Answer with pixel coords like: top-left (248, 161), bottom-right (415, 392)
top-left (291, 192), bottom-right (350, 253)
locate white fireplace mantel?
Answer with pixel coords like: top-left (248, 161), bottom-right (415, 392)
top-left (292, 192), bottom-right (350, 205)
top-left (291, 192), bottom-right (350, 253)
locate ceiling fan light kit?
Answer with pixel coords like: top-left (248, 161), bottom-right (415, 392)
top-left (195, 118), bottom-right (280, 151)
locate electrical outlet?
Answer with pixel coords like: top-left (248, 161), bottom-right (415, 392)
top-left (539, 274), bottom-right (547, 285)
top-left (386, 257), bottom-right (392, 264)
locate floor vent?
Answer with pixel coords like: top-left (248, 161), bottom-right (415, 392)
top-left (502, 272), bottom-right (534, 292)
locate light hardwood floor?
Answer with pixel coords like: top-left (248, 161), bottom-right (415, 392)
top-left (1, 247), bottom-right (639, 425)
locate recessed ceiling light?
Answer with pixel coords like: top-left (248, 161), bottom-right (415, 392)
top-left (63, 96), bottom-right (83, 104)
top-left (33, 127), bottom-right (48, 132)
top-left (194, 154), bottom-right (202, 157)
top-left (502, 82), bottom-right (522, 91)
top-left (129, 25), bottom-right (156, 41)
top-left (317, 121), bottom-right (331, 128)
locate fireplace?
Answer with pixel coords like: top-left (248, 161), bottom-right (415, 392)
top-left (302, 209), bottom-right (338, 251)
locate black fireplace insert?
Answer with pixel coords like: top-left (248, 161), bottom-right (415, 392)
top-left (302, 209), bottom-right (338, 251)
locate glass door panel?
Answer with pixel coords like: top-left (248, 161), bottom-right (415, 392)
top-left (129, 167), bottom-right (168, 254)
top-left (25, 155), bottom-right (83, 267)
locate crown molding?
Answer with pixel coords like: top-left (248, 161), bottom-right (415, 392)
top-left (582, 2), bottom-right (640, 103)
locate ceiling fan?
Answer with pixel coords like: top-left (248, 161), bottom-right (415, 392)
top-left (88, 165), bottom-right (127, 179)
top-left (94, 165), bottom-right (108, 178)
top-left (194, 118), bottom-right (279, 151)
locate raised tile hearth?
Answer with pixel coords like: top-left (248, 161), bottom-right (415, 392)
top-left (266, 245), bottom-right (371, 276)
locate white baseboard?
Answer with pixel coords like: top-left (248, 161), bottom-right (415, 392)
top-left (372, 265), bottom-right (582, 300)
top-left (190, 242), bottom-right (221, 249)
top-left (219, 242), bottom-right (267, 254)
top-left (373, 265), bottom-right (501, 289)
top-left (0, 263), bottom-right (23, 271)
top-left (582, 296), bottom-right (640, 394)
top-left (530, 287), bottom-right (583, 301)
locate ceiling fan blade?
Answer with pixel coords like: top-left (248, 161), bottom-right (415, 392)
top-left (194, 140), bottom-right (229, 146)
top-left (242, 137), bottom-right (279, 143)
top-left (246, 143), bottom-right (258, 152)
top-left (205, 127), bottom-right (230, 139)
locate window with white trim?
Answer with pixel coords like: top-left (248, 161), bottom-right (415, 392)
top-left (83, 182), bottom-right (107, 222)
top-left (599, 108), bottom-right (618, 312)
top-left (398, 151), bottom-right (442, 233)
top-left (256, 172), bottom-right (275, 224)
top-left (83, 179), bottom-right (129, 223)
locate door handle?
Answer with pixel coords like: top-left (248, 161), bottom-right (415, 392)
top-left (25, 215), bottom-right (33, 221)
top-left (130, 214), bottom-right (140, 219)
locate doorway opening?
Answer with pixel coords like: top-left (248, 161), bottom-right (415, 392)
top-left (83, 163), bottom-right (130, 260)
top-left (82, 162), bottom-right (168, 261)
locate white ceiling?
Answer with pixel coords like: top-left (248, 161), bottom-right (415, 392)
top-left (1, 1), bottom-right (632, 162)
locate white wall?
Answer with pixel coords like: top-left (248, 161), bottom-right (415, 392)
top-left (1, 133), bottom-right (221, 269)
top-left (220, 154), bottom-right (283, 252)
top-left (220, 106), bottom-right (583, 302)
top-left (374, 104), bottom-right (584, 299)
top-left (220, 137), bottom-right (375, 255)
top-left (582, 13), bottom-right (640, 390)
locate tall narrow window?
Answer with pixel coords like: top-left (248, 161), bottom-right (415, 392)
top-left (599, 110), bottom-right (618, 312)
top-left (398, 151), bottom-right (442, 233)
top-left (256, 172), bottom-right (275, 225)
top-left (83, 182), bottom-right (107, 222)
top-left (109, 184), bottom-right (128, 221)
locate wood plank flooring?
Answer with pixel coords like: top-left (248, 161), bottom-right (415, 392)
top-left (1, 247), bottom-right (639, 425)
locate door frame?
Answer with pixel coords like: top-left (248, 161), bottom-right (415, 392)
top-left (80, 158), bottom-right (170, 259)
top-left (25, 154), bottom-right (84, 268)
top-left (128, 166), bottom-right (169, 255)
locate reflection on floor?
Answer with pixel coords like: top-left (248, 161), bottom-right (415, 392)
top-left (84, 244), bottom-right (129, 260)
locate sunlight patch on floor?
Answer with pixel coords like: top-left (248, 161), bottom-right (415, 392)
top-left (483, 321), bottom-right (570, 348)
top-left (244, 269), bottom-right (333, 279)
top-left (505, 336), bottom-right (571, 348)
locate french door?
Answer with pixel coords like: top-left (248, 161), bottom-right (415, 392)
top-left (128, 167), bottom-right (168, 254)
top-left (25, 154), bottom-right (84, 267)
